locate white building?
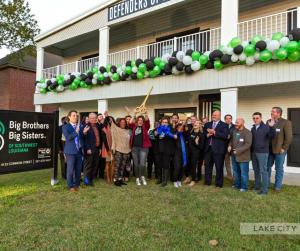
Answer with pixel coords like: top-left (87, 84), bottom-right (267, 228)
top-left (34, 0), bottom-right (300, 172)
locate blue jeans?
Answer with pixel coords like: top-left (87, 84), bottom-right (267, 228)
top-left (252, 152), bottom-right (269, 194)
top-left (131, 147), bottom-right (149, 178)
top-left (66, 153), bottom-right (82, 188)
top-left (232, 155), bottom-right (249, 190)
top-left (267, 152), bottom-right (287, 190)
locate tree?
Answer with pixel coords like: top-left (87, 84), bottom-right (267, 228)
top-left (0, 0), bottom-right (40, 58)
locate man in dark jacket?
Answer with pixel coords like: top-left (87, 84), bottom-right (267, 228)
top-left (204, 111), bottom-right (230, 188)
top-left (58, 116), bottom-right (67, 179)
top-left (224, 114), bottom-right (235, 181)
top-left (251, 112), bottom-right (275, 195)
top-left (267, 107), bottom-right (293, 192)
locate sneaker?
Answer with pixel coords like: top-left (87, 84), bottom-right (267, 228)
top-left (177, 181), bottom-right (182, 187)
top-left (114, 180), bottom-right (122, 187)
top-left (183, 177), bottom-right (191, 184)
top-left (141, 176), bottom-right (147, 186)
top-left (240, 189), bottom-right (247, 192)
top-left (188, 181), bottom-right (196, 187)
top-left (136, 178), bottom-right (141, 186)
top-left (174, 182), bottom-right (179, 188)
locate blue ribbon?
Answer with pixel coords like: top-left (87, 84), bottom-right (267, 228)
top-left (178, 132), bottom-right (187, 167)
top-left (157, 125), bottom-right (174, 139)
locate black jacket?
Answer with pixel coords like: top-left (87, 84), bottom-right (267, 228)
top-left (188, 130), bottom-right (205, 153)
top-left (251, 122), bottom-right (275, 153)
top-left (156, 126), bottom-right (176, 155)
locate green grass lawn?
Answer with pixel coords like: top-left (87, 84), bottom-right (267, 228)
top-left (0, 169), bottom-right (299, 251)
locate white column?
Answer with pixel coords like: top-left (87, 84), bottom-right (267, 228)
top-left (98, 100), bottom-right (108, 114)
top-left (221, 0), bottom-right (239, 45)
top-left (220, 88), bottom-right (238, 122)
top-left (297, 7), bottom-right (300, 28)
top-left (36, 47), bottom-right (44, 80)
top-left (99, 26), bottom-right (110, 66)
top-left (35, 104), bottom-right (43, 113)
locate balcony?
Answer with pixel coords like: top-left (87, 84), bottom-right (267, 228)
top-left (41, 9), bottom-right (298, 79)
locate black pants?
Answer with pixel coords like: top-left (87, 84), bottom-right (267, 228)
top-left (204, 147), bottom-right (225, 187)
top-left (84, 151), bottom-right (99, 182)
top-left (59, 152), bottom-right (67, 179)
top-left (94, 157), bottom-right (105, 179)
top-left (173, 150), bottom-right (183, 181)
top-left (147, 146), bottom-right (155, 178)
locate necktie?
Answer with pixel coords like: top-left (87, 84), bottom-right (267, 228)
top-left (210, 122), bottom-right (217, 145)
top-left (73, 124), bottom-right (79, 151)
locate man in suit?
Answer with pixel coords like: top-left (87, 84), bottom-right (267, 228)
top-left (267, 107), bottom-right (293, 192)
top-left (81, 112), bottom-right (101, 186)
top-left (62, 110), bottom-right (84, 191)
top-left (204, 110), bottom-right (230, 188)
top-left (224, 114), bottom-right (235, 181)
top-left (95, 113), bottom-right (105, 179)
top-left (58, 116), bottom-right (67, 179)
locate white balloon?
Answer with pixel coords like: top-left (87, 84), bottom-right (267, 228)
top-left (176, 51), bottom-right (185, 62)
top-left (108, 72), bottom-right (113, 77)
top-left (172, 66), bottom-right (180, 75)
top-left (204, 51), bottom-right (210, 56)
top-left (51, 78), bottom-right (56, 83)
top-left (64, 74), bottom-right (70, 81)
top-left (92, 79), bottom-right (97, 85)
top-left (225, 47), bottom-right (234, 55)
top-left (191, 61), bottom-right (201, 71)
top-left (254, 52), bottom-right (260, 61)
top-left (267, 40), bottom-right (280, 52)
top-left (280, 37), bottom-right (290, 47)
top-left (41, 82), bottom-right (47, 89)
top-left (117, 67), bottom-right (122, 74)
top-left (144, 71), bottom-right (149, 78)
top-left (103, 72), bottom-right (109, 77)
top-left (231, 54), bottom-right (239, 62)
top-left (162, 53), bottom-right (171, 63)
top-left (238, 53), bottom-right (247, 62)
top-left (132, 66), bottom-right (138, 73)
top-left (121, 64), bottom-right (126, 71)
top-left (242, 41), bottom-right (249, 47)
top-left (182, 56), bottom-right (193, 66)
top-left (93, 74), bottom-right (98, 79)
top-left (246, 56), bottom-right (255, 66)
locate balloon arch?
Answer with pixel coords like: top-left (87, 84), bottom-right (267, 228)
top-left (35, 29), bottom-right (300, 94)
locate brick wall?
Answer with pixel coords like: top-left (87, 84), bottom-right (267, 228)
top-left (0, 67), bottom-right (57, 112)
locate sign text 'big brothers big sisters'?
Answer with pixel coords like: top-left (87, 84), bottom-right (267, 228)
top-left (0, 110), bottom-right (55, 174)
top-left (108, 0), bottom-right (170, 21)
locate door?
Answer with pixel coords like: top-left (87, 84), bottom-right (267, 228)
top-left (199, 94), bottom-right (221, 121)
top-left (155, 107), bottom-right (197, 122)
top-left (288, 108), bottom-right (300, 167)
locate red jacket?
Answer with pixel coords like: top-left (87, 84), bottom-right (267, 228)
top-left (129, 119), bottom-right (152, 148)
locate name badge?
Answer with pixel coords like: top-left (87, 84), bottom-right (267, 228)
top-left (240, 138), bottom-right (244, 142)
top-left (276, 128), bottom-right (281, 132)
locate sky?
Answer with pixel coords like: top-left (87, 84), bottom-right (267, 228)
top-left (0, 0), bottom-right (108, 58)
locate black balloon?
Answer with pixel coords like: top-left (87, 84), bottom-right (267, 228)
top-left (233, 45), bottom-right (243, 55)
top-left (110, 65), bottom-right (117, 73)
top-left (168, 57), bottom-right (178, 66)
top-left (70, 75), bottom-right (76, 81)
top-left (209, 50), bottom-right (223, 61)
top-left (35, 80), bottom-right (39, 86)
top-left (126, 60), bottom-right (131, 67)
top-left (255, 40), bottom-right (267, 51)
top-left (120, 73), bottom-right (127, 81)
top-left (289, 28), bottom-right (300, 41)
top-left (164, 63), bottom-right (172, 75)
top-left (220, 54), bottom-right (231, 64)
top-left (64, 79), bottom-right (72, 86)
top-left (150, 56), bottom-right (156, 63)
top-left (87, 71), bottom-right (93, 79)
top-left (206, 61), bottom-right (214, 69)
top-left (99, 66), bottom-right (106, 73)
top-left (184, 65), bottom-right (193, 74)
top-left (103, 77), bottom-right (111, 85)
top-left (85, 78), bottom-right (92, 85)
top-left (145, 60), bottom-right (154, 70)
top-left (185, 49), bottom-right (194, 56)
top-left (80, 74), bottom-right (87, 81)
top-left (97, 79), bottom-right (104, 85)
top-left (50, 81), bottom-right (58, 90)
top-left (172, 51), bottom-right (178, 57)
top-left (46, 80), bottom-right (52, 87)
top-left (131, 73), bottom-right (137, 79)
top-left (136, 58), bottom-right (143, 67)
top-left (176, 61), bottom-right (185, 71)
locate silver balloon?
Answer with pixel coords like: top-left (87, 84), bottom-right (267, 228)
top-left (183, 56), bottom-right (193, 66)
top-left (176, 51), bottom-right (185, 62)
top-left (191, 61), bottom-right (201, 71)
top-left (267, 40), bottom-right (280, 52)
top-left (231, 54), bottom-right (239, 62)
top-left (238, 53), bottom-right (247, 62)
top-left (246, 56), bottom-right (255, 66)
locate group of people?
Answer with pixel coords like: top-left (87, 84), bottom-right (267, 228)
top-left (60, 106), bottom-right (292, 196)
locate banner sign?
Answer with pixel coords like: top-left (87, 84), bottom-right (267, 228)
top-left (108, 0), bottom-right (170, 21)
top-left (0, 110), bottom-right (56, 174)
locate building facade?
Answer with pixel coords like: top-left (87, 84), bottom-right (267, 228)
top-left (34, 0), bottom-right (300, 171)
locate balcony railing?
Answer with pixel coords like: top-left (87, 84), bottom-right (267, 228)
top-left (41, 9), bottom-right (298, 79)
top-left (238, 9), bottom-right (297, 41)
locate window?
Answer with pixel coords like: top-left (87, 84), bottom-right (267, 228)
top-left (287, 8), bottom-right (297, 33)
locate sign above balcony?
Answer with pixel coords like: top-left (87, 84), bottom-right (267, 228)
top-left (108, 0), bottom-right (170, 21)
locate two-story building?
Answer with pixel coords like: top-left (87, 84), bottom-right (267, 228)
top-left (34, 0), bottom-right (300, 171)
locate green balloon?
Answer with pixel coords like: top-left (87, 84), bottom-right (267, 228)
top-left (138, 63), bottom-right (147, 73)
top-left (259, 50), bottom-right (273, 62)
top-left (80, 81), bottom-right (85, 87)
top-left (74, 78), bottom-right (80, 85)
top-left (229, 37), bottom-right (241, 48)
top-left (251, 35), bottom-right (264, 45)
top-left (125, 66), bottom-right (132, 75)
top-left (288, 50), bottom-right (300, 62)
top-left (285, 41), bottom-right (298, 53)
top-left (153, 65), bottom-right (161, 75)
top-left (154, 57), bottom-right (161, 66)
top-left (214, 60), bottom-right (224, 71)
top-left (149, 70), bottom-right (157, 78)
top-left (298, 41), bottom-right (300, 51)
top-left (199, 55), bottom-right (209, 65)
top-left (137, 71), bottom-right (144, 80)
top-left (244, 44), bottom-right (256, 56)
top-left (275, 48), bottom-right (288, 61)
top-left (98, 74), bottom-right (104, 81)
top-left (272, 32), bottom-right (284, 41)
top-left (158, 61), bottom-right (166, 70)
top-left (40, 88), bottom-right (47, 94)
top-left (92, 67), bottom-right (98, 73)
top-left (192, 51), bottom-right (201, 61)
top-left (40, 78), bottom-right (45, 83)
top-left (71, 82), bottom-right (78, 90)
top-left (112, 73), bottom-right (120, 81)
top-left (131, 60), bottom-right (136, 67)
top-left (58, 79), bottom-right (64, 85)
top-left (106, 64), bottom-right (112, 72)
